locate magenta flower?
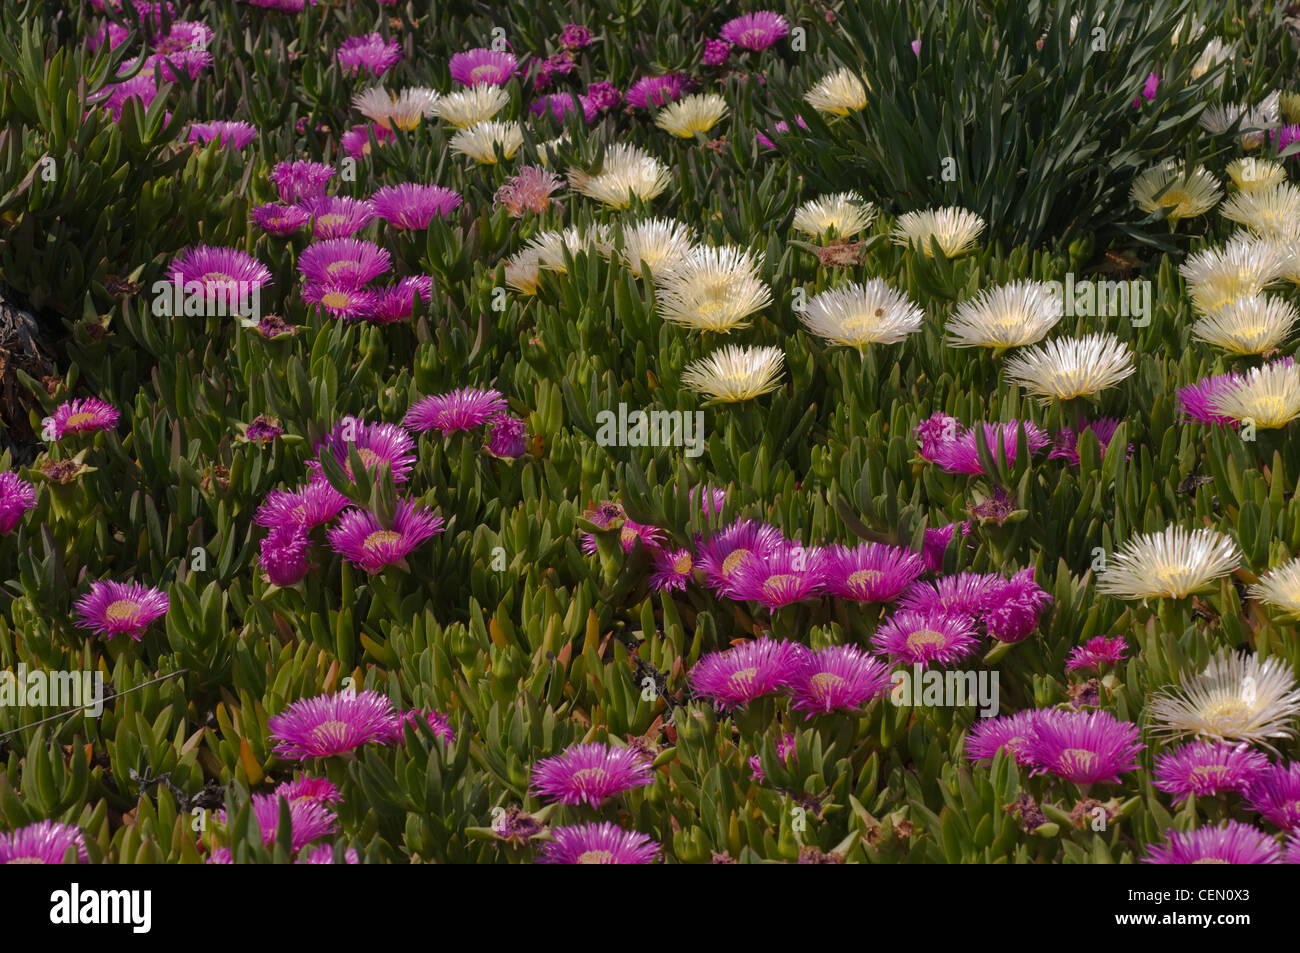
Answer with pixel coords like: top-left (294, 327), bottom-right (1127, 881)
top-left (921, 521), bottom-right (971, 572)
top-left (275, 776), bottom-right (344, 805)
top-left (790, 644), bottom-right (893, 714)
top-left (143, 48), bottom-right (212, 82)
top-left (1177, 372), bottom-right (1241, 425)
top-left (871, 610), bottom-right (979, 668)
top-left (964, 710), bottom-right (1039, 767)
top-left (749, 732), bottom-right (796, 781)
top-left (625, 73), bottom-right (691, 108)
top-left (302, 282), bottom-right (379, 321)
top-left (297, 844), bottom-right (360, 864)
top-left (702, 39), bottom-right (731, 66)
top-left (720, 12), bottom-right (789, 51)
top-left (690, 637), bottom-right (802, 708)
top-left (269, 689), bottom-right (399, 759)
top-left (370, 276), bottom-right (433, 324)
top-left (404, 388), bottom-right (507, 434)
top-left (649, 548), bottom-right (694, 592)
top-left (251, 202), bottom-right (311, 236)
top-left (531, 742), bottom-right (655, 806)
top-left (169, 245), bottom-right (272, 300)
top-left (1153, 741), bottom-right (1269, 805)
top-left (912, 411), bottom-right (960, 461)
top-left (370, 183), bottom-right (462, 229)
top-left (540, 822), bottom-right (660, 864)
top-left (729, 542), bottom-right (825, 609)
top-left (822, 542), bottom-right (925, 603)
top-left (1144, 822), bottom-right (1281, 864)
top-left (250, 793), bottom-right (338, 852)
top-left (88, 22), bottom-right (129, 52)
top-left (1272, 124), bottom-right (1300, 156)
top-left (259, 525), bottom-right (312, 586)
top-left (155, 21), bottom-right (212, 53)
top-left (932, 421), bottom-right (1050, 476)
top-left (243, 415), bottom-right (283, 444)
top-left (1028, 709), bottom-right (1144, 785)
top-left (52, 398), bottom-right (121, 439)
top-left (981, 568), bottom-right (1052, 643)
top-left (255, 482), bottom-right (350, 530)
top-left (188, 120), bottom-right (257, 150)
top-left (0, 473), bottom-right (37, 533)
top-left (1247, 763), bottom-right (1300, 830)
top-left (73, 580), bottom-right (168, 640)
top-left (494, 165), bottom-right (563, 216)
top-left (326, 500), bottom-right (445, 574)
top-left (337, 33), bottom-right (402, 77)
top-left (270, 160), bottom-right (335, 205)
top-left (297, 238), bottom-right (391, 288)
top-left (900, 572), bottom-right (1006, 616)
top-left (531, 92), bottom-right (598, 124)
top-left (341, 122), bottom-right (397, 160)
top-left (485, 413), bottom-right (527, 458)
top-left (1131, 71), bottom-right (1159, 108)
top-left (308, 418), bottom-right (413, 486)
top-left (688, 485), bottom-right (729, 519)
top-left (301, 195), bottom-right (375, 239)
top-left (583, 81), bottom-right (622, 113)
top-left (559, 24), bottom-right (593, 50)
top-left (756, 116), bottom-right (807, 148)
top-left (1049, 418), bottom-right (1125, 465)
top-left (92, 72), bottom-right (158, 121)
top-left (449, 48), bottom-right (517, 86)
top-left (694, 518), bottom-right (785, 596)
top-left (1065, 635), bottom-right (1128, 673)
top-left (532, 51), bottom-right (576, 90)
top-left (0, 820), bottom-right (87, 864)
top-left (388, 708), bottom-right (456, 744)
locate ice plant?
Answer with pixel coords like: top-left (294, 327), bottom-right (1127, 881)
top-left (649, 547), bottom-right (694, 592)
top-left (900, 572), bottom-right (1006, 616)
top-left (655, 245), bottom-right (771, 332)
top-left (1148, 649), bottom-right (1300, 745)
top-left (495, 166), bottom-right (563, 217)
top-left (871, 610), bottom-right (979, 668)
top-left (821, 542), bottom-right (924, 602)
top-left (168, 245), bottom-right (271, 302)
top-left (326, 500), bottom-right (445, 574)
top-left (259, 525), bottom-right (312, 586)
top-left (1065, 635), bottom-right (1128, 673)
top-left (404, 388), bottom-right (507, 434)
top-left (188, 120), bottom-right (257, 149)
top-left (728, 543), bottom-right (825, 609)
top-left (297, 238), bottom-right (391, 288)
top-left (964, 711), bottom-right (1039, 767)
top-left (370, 183), bottom-right (462, 229)
top-left (1096, 525), bottom-right (1241, 601)
top-left (0, 821), bottom-right (87, 864)
top-left (252, 203), bottom-right (311, 236)
top-left (720, 11), bottom-right (789, 51)
top-left (530, 742), bottom-right (655, 806)
top-left (803, 67), bottom-right (867, 115)
top-left (1221, 183), bottom-right (1300, 240)
top-left (431, 85), bottom-right (510, 127)
top-left (1227, 157), bottom-right (1287, 193)
top-left (449, 48), bottom-right (517, 86)
top-left (337, 33), bottom-right (402, 77)
top-left (539, 822), bottom-right (660, 864)
top-left (567, 143), bottom-right (672, 208)
top-left (1143, 822), bottom-right (1281, 864)
top-left (255, 483), bottom-right (350, 529)
top-left (791, 192), bottom-right (877, 240)
top-left (0, 472), bottom-right (36, 533)
top-left (625, 73), bottom-right (690, 108)
top-left (1177, 370), bottom-right (1243, 425)
top-left (450, 120), bottom-right (524, 164)
top-left (1210, 359), bottom-right (1300, 428)
top-left (352, 87), bottom-right (439, 130)
top-left (485, 413), bottom-right (527, 458)
top-left (1049, 418), bottom-right (1124, 466)
top-left (310, 420), bottom-right (416, 485)
top-left (689, 637), bottom-right (802, 708)
top-left (1130, 162), bottom-right (1222, 220)
top-left (694, 518), bottom-right (785, 596)
top-left (1192, 294), bottom-right (1298, 355)
top-left (1179, 235), bottom-right (1286, 314)
top-left (931, 421), bottom-right (1050, 476)
top-left (73, 580), bottom-right (169, 640)
top-left (799, 280), bottom-right (924, 351)
top-left (268, 689), bottom-right (399, 759)
top-left (946, 280), bottom-right (1064, 349)
top-left (249, 793), bottom-right (338, 852)
top-left (681, 344), bottom-right (785, 402)
top-left (302, 195), bottom-right (375, 239)
top-left (1246, 763), bottom-right (1300, 830)
top-left (654, 93), bottom-right (729, 137)
top-left (1028, 709), bottom-right (1144, 784)
top-left (1153, 741), bottom-right (1269, 804)
top-left (892, 207), bottom-right (986, 257)
top-left (619, 218), bottom-right (696, 277)
top-left (1249, 556), bottom-right (1300, 619)
top-left (1002, 334), bottom-right (1136, 402)
top-left (788, 644), bottom-right (894, 714)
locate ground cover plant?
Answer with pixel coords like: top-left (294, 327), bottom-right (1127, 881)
top-left (2, 0), bottom-right (1300, 867)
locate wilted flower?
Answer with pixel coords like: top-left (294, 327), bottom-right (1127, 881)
top-left (485, 412), bottom-right (527, 458)
top-left (259, 525), bottom-right (312, 586)
top-left (495, 166), bottom-right (562, 216)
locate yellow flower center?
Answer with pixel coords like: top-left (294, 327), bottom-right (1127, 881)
top-left (63, 412), bottom-right (98, 429)
top-left (362, 530), bottom-right (403, 555)
top-left (727, 667), bottom-right (757, 693)
top-left (905, 628), bottom-right (947, 652)
top-left (104, 600), bottom-right (140, 624)
top-left (721, 548), bottom-right (750, 577)
top-left (576, 849), bottom-right (614, 864)
top-left (321, 290), bottom-right (353, 309)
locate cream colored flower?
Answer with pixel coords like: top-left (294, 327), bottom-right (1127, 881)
top-left (1097, 525), bottom-right (1241, 601)
top-left (567, 144), bottom-right (672, 208)
top-left (799, 280), bottom-right (923, 350)
top-left (1002, 333), bottom-right (1135, 402)
top-left (791, 191), bottom-right (876, 240)
top-left (891, 207), bottom-right (985, 257)
top-left (1148, 649), bottom-right (1300, 746)
top-left (1249, 557), bottom-right (1300, 620)
top-left (655, 246), bottom-right (771, 332)
top-left (1227, 157), bottom-right (1286, 194)
top-left (946, 280), bottom-right (1063, 349)
top-left (1131, 163), bottom-right (1222, 220)
top-left (804, 67), bottom-right (867, 115)
top-left (1191, 294), bottom-right (1298, 354)
top-left (449, 120), bottom-right (523, 163)
top-left (524, 226), bottom-right (613, 272)
top-left (655, 93), bottom-right (729, 137)
top-left (1179, 235), bottom-right (1286, 314)
top-left (430, 84), bottom-right (509, 128)
top-left (353, 87), bottom-right (440, 130)
top-left (1220, 183), bottom-right (1300, 241)
top-left (681, 344), bottom-right (785, 402)
top-left (1210, 359), bottom-right (1300, 428)
top-left (503, 249), bottom-right (541, 294)
top-left (619, 219), bottom-right (696, 277)
top-left (1191, 38), bottom-right (1233, 81)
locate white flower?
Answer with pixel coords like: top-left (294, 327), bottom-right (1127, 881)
top-left (804, 68), bottom-right (867, 115)
top-left (892, 207), bottom-right (985, 257)
top-left (681, 344), bottom-right (785, 402)
top-left (1191, 294), bottom-right (1298, 355)
top-left (1096, 525), bottom-right (1241, 601)
top-left (655, 246), bottom-right (771, 332)
top-left (946, 280), bottom-right (1063, 349)
top-left (1002, 333), bottom-right (1136, 402)
top-left (798, 280), bottom-right (923, 350)
top-left (430, 84), bottom-right (509, 128)
top-left (654, 93), bottom-right (729, 137)
top-left (791, 191), bottom-right (876, 240)
top-left (1149, 649), bottom-right (1300, 746)
top-left (449, 120), bottom-right (523, 163)
top-left (567, 144), bottom-right (672, 208)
